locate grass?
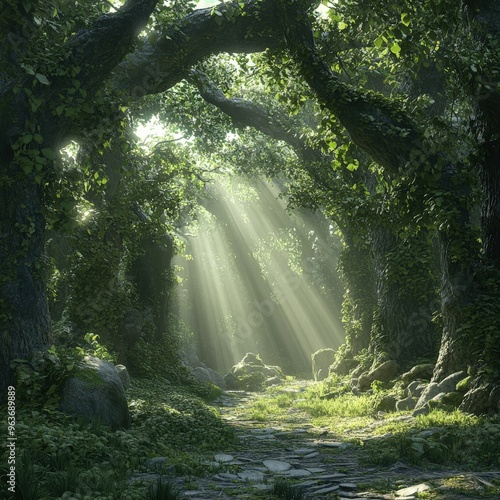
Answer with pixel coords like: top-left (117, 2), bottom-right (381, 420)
top-left (0, 376), bottom-right (235, 499)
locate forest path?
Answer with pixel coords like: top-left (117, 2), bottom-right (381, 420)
top-left (163, 388), bottom-right (500, 499)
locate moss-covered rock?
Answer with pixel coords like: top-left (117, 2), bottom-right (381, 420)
top-left (59, 356), bottom-right (130, 429)
top-left (224, 353), bottom-right (284, 391)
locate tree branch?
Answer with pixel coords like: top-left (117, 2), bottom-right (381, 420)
top-left (113, 0), bottom-right (289, 98)
top-left (270, 0), bottom-right (423, 173)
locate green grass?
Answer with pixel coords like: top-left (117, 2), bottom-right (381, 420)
top-left (0, 377), bottom-right (235, 499)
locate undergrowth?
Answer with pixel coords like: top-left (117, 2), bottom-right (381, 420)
top-left (0, 377), bottom-right (234, 499)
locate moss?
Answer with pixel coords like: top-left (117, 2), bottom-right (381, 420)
top-left (456, 375), bottom-right (471, 393)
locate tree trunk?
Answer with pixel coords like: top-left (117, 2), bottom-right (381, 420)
top-left (370, 226), bottom-right (440, 369)
top-left (0, 166), bottom-right (51, 402)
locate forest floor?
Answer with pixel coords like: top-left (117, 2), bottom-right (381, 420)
top-left (156, 380), bottom-right (500, 500)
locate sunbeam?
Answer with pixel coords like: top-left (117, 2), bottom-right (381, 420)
top-left (175, 175), bottom-right (345, 375)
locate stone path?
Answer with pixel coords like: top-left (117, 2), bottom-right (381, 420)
top-left (133, 390), bottom-right (500, 499)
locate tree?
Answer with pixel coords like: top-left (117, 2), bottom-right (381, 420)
top-left (0, 0), bottom-right (499, 412)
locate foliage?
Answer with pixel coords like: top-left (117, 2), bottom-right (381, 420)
top-left (0, 376), bottom-right (233, 499)
top-left (271, 478), bottom-right (305, 500)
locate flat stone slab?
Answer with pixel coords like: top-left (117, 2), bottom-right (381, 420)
top-left (396, 483), bottom-right (430, 496)
top-left (263, 460), bottom-right (292, 472)
top-left (238, 470), bottom-right (265, 482)
top-left (294, 448), bottom-right (317, 454)
top-left (340, 482), bottom-right (357, 490)
top-left (282, 469), bottom-right (312, 477)
top-left (316, 440), bottom-right (349, 448)
top-left (311, 485), bottom-right (340, 494)
top-left (214, 454), bottom-right (234, 463)
top-left (314, 473), bottom-right (348, 481)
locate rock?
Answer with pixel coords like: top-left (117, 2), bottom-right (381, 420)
top-left (191, 366), bottom-right (227, 390)
top-left (115, 364), bottom-right (130, 390)
top-left (330, 358), bottom-right (359, 376)
top-left (225, 353), bottom-right (284, 391)
top-left (401, 363), bottom-right (434, 384)
top-left (406, 380), bottom-right (425, 398)
top-left (396, 396), bottom-right (417, 411)
top-left (312, 348), bottom-right (336, 381)
top-left (439, 371), bottom-right (466, 393)
top-left (415, 382), bottom-right (440, 408)
top-left (357, 373), bottom-right (372, 392)
top-left (59, 356), bottom-right (130, 429)
top-left (263, 460), bottom-right (292, 472)
top-left (264, 376), bottom-right (281, 386)
top-left (238, 470), bottom-right (265, 482)
top-left (214, 454), bottom-right (234, 463)
top-left (440, 391), bottom-right (463, 407)
top-left (395, 483), bottom-right (430, 496)
top-left (456, 375), bottom-right (471, 393)
top-left (416, 371), bottom-right (465, 409)
top-left (413, 406), bottom-right (430, 416)
top-left (357, 360), bottom-right (398, 392)
top-left (368, 360), bottom-right (398, 383)
top-left (376, 395), bottom-right (397, 412)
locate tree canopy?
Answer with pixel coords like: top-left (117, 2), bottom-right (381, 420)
top-left (1, 0), bottom-right (499, 413)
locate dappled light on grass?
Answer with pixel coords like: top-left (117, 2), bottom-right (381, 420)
top-left (176, 175), bottom-right (344, 373)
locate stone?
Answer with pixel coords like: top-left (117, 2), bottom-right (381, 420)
top-left (238, 470), bottom-right (265, 482)
top-left (395, 483), bottom-right (430, 496)
top-left (330, 357), bottom-right (358, 376)
top-left (214, 454), bottom-right (234, 463)
top-left (225, 353), bottom-right (284, 391)
top-left (456, 375), bottom-right (472, 393)
top-left (368, 360), bottom-right (398, 383)
top-left (396, 396), bottom-right (417, 411)
top-left (339, 482), bottom-right (357, 490)
top-left (415, 382), bottom-right (440, 408)
top-left (438, 371), bottom-right (466, 393)
top-left (440, 391), bottom-right (463, 407)
top-left (416, 371), bottom-right (465, 409)
top-left (283, 469), bottom-right (312, 477)
top-left (357, 373), bottom-right (372, 392)
top-left (115, 364), bottom-right (130, 390)
top-left (311, 485), bottom-right (340, 494)
top-left (312, 348), bottom-right (336, 381)
top-left (406, 380), bottom-right (425, 397)
top-left (191, 366), bottom-right (227, 389)
top-left (59, 355), bottom-right (130, 429)
top-left (376, 395), bottom-right (397, 412)
top-left (357, 360), bottom-right (398, 392)
top-left (263, 460), bottom-right (292, 472)
top-left (401, 363), bottom-right (434, 384)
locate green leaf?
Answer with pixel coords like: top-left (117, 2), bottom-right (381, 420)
top-left (390, 42), bottom-right (401, 55)
top-left (42, 148), bottom-right (56, 160)
top-left (346, 163), bottom-right (358, 171)
top-left (338, 21), bottom-right (347, 30)
top-left (35, 73), bottom-right (50, 85)
top-left (401, 13), bottom-right (410, 26)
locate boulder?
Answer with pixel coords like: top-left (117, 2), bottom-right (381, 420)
top-left (406, 380), bottom-right (426, 398)
top-left (401, 363), bottom-right (434, 384)
top-left (396, 396), bottom-right (417, 411)
top-left (225, 353), bottom-right (284, 391)
top-left (368, 360), bottom-right (398, 382)
top-left (191, 366), bottom-right (227, 390)
top-left (115, 364), bottom-right (131, 390)
top-left (60, 356), bottom-right (130, 429)
top-left (330, 358), bottom-right (358, 376)
top-left (357, 360), bottom-right (398, 392)
top-left (416, 371), bottom-right (465, 409)
top-left (456, 375), bottom-right (471, 393)
top-left (376, 395), bottom-right (397, 412)
top-left (312, 348), bottom-right (336, 381)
